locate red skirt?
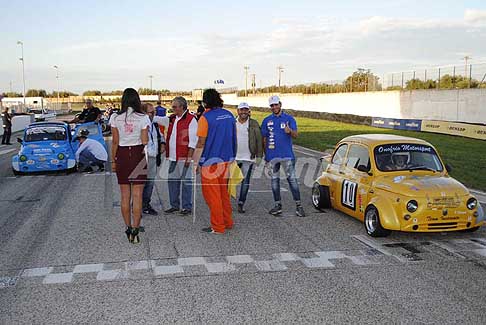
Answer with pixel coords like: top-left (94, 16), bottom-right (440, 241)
top-left (115, 145), bottom-right (147, 184)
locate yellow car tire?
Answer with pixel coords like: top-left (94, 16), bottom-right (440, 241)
top-left (312, 183), bottom-right (331, 211)
top-left (364, 206), bottom-right (391, 237)
top-left (463, 226), bottom-right (480, 233)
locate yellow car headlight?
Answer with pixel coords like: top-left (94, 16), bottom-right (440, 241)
top-left (58, 153), bottom-right (65, 160)
top-left (20, 155), bottom-right (27, 162)
top-left (467, 198), bottom-right (477, 210)
top-left (407, 200), bottom-right (418, 213)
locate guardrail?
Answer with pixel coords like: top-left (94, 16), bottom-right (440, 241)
top-left (371, 117), bottom-right (486, 140)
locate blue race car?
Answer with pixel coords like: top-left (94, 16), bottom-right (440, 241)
top-left (12, 121), bottom-right (107, 175)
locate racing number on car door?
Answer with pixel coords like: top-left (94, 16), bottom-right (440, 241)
top-left (341, 180), bottom-right (357, 210)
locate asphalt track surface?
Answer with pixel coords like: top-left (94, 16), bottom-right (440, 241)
top-left (1, 130), bottom-right (486, 324)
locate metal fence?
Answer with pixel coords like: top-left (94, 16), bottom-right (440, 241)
top-left (384, 62), bottom-right (486, 90)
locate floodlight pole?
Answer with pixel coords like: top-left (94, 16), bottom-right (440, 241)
top-left (17, 41), bottom-right (26, 108)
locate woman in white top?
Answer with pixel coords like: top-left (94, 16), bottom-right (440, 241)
top-left (111, 88), bottom-right (150, 244)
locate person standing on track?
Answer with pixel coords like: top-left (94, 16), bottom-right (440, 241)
top-left (193, 89), bottom-right (237, 234)
top-left (155, 101), bottom-right (167, 117)
top-left (164, 97), bottom-right (198, 215)
top-left (235, 102), bottom-right (263, 213)
top-left (111, 88), bottom-right (150, 244)
top-left (141, 102), bottom-right (169, 216)
top-left (1, 106), bottom-right (12, 145)
top-left (261, 95), bottom-right (305, 218)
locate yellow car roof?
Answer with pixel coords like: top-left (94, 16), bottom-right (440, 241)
top-left (340, 134), bottom-right (432, 146)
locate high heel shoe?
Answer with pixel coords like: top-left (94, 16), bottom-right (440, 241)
top-left (125, 226), bottom-right (133, 243)
top-left (130, 227), bottom-right (140, 244)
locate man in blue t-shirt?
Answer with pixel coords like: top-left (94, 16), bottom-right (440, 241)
top-left (261, 95), bottom-right (305, 218)
top-left (155, 101), bottom-right (167, 117)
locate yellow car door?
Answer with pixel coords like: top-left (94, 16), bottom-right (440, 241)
top-left (340, 144), bottom-right (373, 221)
top-left (327, 143), bottom-right (349, 209)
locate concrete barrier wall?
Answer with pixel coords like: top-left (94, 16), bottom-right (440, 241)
top-left (0, 115), bottom-right (35, 136)
top-left (222, 89), bottom-right (486, 124)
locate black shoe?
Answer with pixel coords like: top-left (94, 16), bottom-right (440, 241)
top-left (130, 227), bottom-right (140, 244)
top-left (79, 166), bottom-right (93, 173)
top-left (164, 207), bottom-right (179, 214)
top-left (296, 205), bottom-right (306, 217)
top-left (238, 204), bottom-right (245, 213)
top-left (125, 226), bottom-right (133, 243)
top-left (143, 206), bottom-right (158, 216)
top-left (5, 143), bottom-right (12, 145)
top-left (97, 164), bottom-right (105, 172)
top-left (269, 204), bottom-right (282, 216)
top-left (180, 209), bottom-right (191, 215)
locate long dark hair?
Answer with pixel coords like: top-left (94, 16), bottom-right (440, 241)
top-left (202, 88), bottom-right (223, 109)
top-left (118, 88), bottom-right (143, 116)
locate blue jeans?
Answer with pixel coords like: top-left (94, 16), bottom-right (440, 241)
top-left (237, 160), bottom-right (254, 205)
top-left (168, 160), bottom-right (193, 210)
top-left (143, 156), bottom-right (158, 208)
top-left (78, 149), bottom-right (105, 168)
top-left (270, 160), bottom-right (301, 204)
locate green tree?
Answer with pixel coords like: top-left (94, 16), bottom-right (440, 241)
top-left (2, 91), bottom-right (23, 97)
top-left (405, 78), bottom-right (425, 90)
top-left (82, 90), bottom-right (102, 96)
top-left (344, 69), bottom-right (380, 92)
top-left (26, 89), bottom-right (48, 97)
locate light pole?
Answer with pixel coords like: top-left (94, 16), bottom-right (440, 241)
top-left (53, 65), bottom-right (60, 111)
top-left (243, 66), bottom-right (249, 97)
top-left (251, 73), bottom-right (256, 94)
top-left (148, 75), bottom-right (153, 92)
top-left (463, 56), bottom-right (471, 78)
top-left (17, 41), bottom-right (26, 108)
top-left (277, 65), bottom-right (284, 90)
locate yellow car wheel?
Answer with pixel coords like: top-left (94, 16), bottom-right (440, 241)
top-left (312, 183), bottom-right (331, 211)
top-left (364, 206), bottom-right (391, 237)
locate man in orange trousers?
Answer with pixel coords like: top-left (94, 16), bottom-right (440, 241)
top-left (193, 89), bottom-right (237, 234)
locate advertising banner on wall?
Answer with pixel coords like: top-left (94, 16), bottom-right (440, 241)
top-left (421, 120), bottom-right (486, 141)
top-left (371, 117), bottom-right (422, 131)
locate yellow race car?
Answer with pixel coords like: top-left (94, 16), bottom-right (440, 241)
top-left (312, 134), bottom-right (485, 237)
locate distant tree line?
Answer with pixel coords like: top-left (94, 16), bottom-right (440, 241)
top-left (237, 70), bottom-right (382, 96)
top-left (1, 89), bottom-right (78, 98)
top-left (395, 74), bottom-right (486, 91)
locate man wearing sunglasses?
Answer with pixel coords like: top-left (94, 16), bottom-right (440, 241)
top-left (164, 97), bottom-right (198, 215)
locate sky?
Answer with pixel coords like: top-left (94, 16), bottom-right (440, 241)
top-left (1, 0), bottom-right (486, 94)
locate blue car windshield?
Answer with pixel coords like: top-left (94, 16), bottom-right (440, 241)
top-left (25, 126), bottom-right (67, 142)
top-left (374, 143), bottom-right (444, 172)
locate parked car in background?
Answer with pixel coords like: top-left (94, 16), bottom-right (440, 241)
top-left (30, 108), bottom-right (57, 122)
top-left (312, 134), bottom-right (484, 237)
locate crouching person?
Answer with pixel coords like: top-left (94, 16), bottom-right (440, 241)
top-left (75, 129), bottom-right (108, 172)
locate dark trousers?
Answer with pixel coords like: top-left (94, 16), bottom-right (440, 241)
top-left (79, 149), bottom-right (105, 169)
top-left (2, 126), bottom-right (11, 144)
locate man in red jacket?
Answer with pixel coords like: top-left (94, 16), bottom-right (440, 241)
top-left (164, 97), bottom-right (198, 215)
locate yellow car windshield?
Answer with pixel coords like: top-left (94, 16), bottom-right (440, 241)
top-left (374, 143), bottom-right (443, 172)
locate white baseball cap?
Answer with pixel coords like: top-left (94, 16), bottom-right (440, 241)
top-left (238, 102), bottom-right (250, 109)
top-left (269, 95), bottom-right (280, 106)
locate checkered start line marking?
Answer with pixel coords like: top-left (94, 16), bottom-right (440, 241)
top-left (2, 237), bottom-right (486, 289)
top-left (1, 249), bottom-right (386, 288)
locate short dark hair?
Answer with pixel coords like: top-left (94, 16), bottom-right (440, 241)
top-left (157, 100), bottom-right (161, 105)
top-left (119, 88), bottom-right (142, 115)
top-left (202, 88), bottom-right (223, 108)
